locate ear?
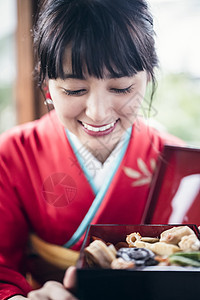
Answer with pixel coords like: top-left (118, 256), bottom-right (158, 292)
top-left (43, 80), bottom-right (52, 100)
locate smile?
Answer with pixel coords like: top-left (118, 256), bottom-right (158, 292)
top-left (81, 120), bottom-right (117, 132)
top-left (79, 119), bottom-right (119, 136)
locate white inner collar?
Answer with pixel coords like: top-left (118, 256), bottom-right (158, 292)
top-left (67, 131), bottom-right (126, 192)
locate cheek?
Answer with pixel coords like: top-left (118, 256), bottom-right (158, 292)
top-left (53, 98), bottom-right (84, 119)
top-left (48, 84), bottom-right (83, 118)
top-left (117, 93), bottom-right (144, 118)
top-left (53, 102), bottom-right (80, 129)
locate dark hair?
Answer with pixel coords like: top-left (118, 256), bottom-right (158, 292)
top-left (34, 0), bottom-right (158, 97)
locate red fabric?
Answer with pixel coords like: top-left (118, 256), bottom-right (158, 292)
top-left (0, 110), bottom-right (183, 298)
top-left (0, 267), bottom-right (32, 299)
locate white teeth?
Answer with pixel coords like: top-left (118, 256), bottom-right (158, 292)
top-left (82, 121), bottom-right (116, 132)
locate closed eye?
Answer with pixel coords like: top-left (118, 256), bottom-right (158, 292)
top-left (63, 89), bottom-right (87, 96)
top-left (110, 84), bottom-right (134, 94)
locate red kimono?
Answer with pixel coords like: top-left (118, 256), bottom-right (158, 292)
top-left (0, 110), bottom-right (182, 299)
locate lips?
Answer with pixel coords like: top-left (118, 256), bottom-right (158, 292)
top-left (79, 119), bottom-right (119, 136)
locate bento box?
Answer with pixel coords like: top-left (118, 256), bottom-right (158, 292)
top-left (76, 224), bottom-right (200, 300)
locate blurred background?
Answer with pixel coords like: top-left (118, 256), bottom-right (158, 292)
top-left (0, 0), bottom-right (199, 146)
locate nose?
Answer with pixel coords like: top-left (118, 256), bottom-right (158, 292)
top-left (85, 91), bottom-right (111, 123)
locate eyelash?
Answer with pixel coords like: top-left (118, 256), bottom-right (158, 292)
top-left (111, 85), bottom-right (134, 94)
top-left (63, 84), bottom-right (134, 96)
top-left (63, 89), bottom-right (86, 96)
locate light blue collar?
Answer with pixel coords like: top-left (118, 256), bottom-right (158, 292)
top-left (66, 130), bottom-right (98, 194)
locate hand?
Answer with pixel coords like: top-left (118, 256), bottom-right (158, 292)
top-left (9, 267), bottom-right (78, 300)
top-left (26, 281), bottom-right (78, 299)
top-left (26, 266), bottom-right (78, 299)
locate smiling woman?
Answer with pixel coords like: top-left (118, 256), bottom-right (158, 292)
top-left (35, 0), bottom-right (155, 162)
top-left (0, 1), bottom-right (185, 300)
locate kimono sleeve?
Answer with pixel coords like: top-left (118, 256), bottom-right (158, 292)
top-left (0, 157), bottom-right (32, 299)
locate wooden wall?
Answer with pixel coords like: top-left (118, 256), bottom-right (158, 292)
top-left (16, 0), bottom-right (46, 124)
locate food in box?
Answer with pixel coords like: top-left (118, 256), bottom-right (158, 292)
top-left (76, 224), bottom-right (200, 300)
top-left (84, 225), bottom-right (200, 269)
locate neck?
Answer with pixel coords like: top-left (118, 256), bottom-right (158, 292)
top-left (86, 144), bottom-right (117, 164)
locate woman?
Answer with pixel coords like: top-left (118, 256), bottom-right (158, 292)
top-left (0, 0), bottom-right (183, 299)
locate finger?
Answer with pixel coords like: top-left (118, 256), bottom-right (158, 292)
top-left (28, 289), bottom-right (48, 300)
top-left (44, 281), bottom-right (72, 299)
top-left (63, 266), bottom-right (77, 290)
top-left (28, 281), bottom-right (75, 300)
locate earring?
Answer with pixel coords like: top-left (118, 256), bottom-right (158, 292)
top-left (44, 90), bottom-right (54, 106)
top-left (44, 98), bottom-right (54, 105)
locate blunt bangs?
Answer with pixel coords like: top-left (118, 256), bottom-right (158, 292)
top-left (34, 0), bottom-right (158, 85)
